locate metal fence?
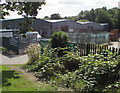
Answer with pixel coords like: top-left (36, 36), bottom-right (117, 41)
top-left (77, 43), bottom-right (120, 56)
top-left (39, 39), bottom-right (120, 56)
top-left (2, 34), bottom-right (37, 54)
top-left (67, 32), bottom-right (110, 44)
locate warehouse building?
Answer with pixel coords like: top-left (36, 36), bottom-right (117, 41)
top-left (1, 18), bottom-right (109, 38)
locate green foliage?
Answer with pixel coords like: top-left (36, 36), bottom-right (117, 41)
top-left (69, 7), bottom-right (119, 30)
top-left (2, 2), bottom-right (45, 17)
top-left (24, 45), bottom-right (120, 92)
top-left (103, 81), bottom-right (120, 93)
top-left (50, 31), bottom-right (68, 48)
top-left (0, 46), bottom-right (7, 53)
top-left (77, 19), bottom-right (90, 22)
top-left (24, 48), bottom-right (81, 80)
top-left (61, 52), bottom-right (81, 71)
top-left (75, 49), bottom-right (120, 92)
top-left (0, 6), bottom-right (9, 19)
top-left (50, 13), bottom-right (61, 19)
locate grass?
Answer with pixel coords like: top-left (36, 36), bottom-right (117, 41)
top-left (1, 65), bottom-right (58, 92)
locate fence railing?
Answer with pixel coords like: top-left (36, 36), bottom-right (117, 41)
top-left (39, 40), bottom-right (120, 56)
top-left (77, 43), bottom-right (120, 56)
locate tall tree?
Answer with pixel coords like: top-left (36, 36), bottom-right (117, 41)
top-left (95, 9), bottom-right (113, 29)
top-left (50, 13), bottom-right (61, 19)
top-left (43, 16), bottom-right (49, 20)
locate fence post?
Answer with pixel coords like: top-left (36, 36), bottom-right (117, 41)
top-left (112, 47), bottom-right (115, 54)
top-left (119, 48), bottom-right (120, 55)
top-left (86, 44), bottom-right (90, 56)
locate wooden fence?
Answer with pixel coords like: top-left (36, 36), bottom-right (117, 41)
top-left (77, 43), bottom-right (120, 56)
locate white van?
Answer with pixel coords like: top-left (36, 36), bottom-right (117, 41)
top-left (26, 31), bottom-right (42, 41)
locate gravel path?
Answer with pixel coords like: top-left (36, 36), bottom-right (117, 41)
top-left (0, 54), bottom-right (28, 65)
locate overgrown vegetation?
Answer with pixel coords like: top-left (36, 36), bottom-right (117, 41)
top-left (24, 32), bottom-right (120, 92)
top-left (0, 46), bottom-right (7, 53)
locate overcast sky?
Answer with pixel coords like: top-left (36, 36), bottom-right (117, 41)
top-left (3, 0), bottom-right (120, 19)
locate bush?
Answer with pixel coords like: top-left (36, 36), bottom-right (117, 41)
top-left (26, 43), bottom-right (41, 64)
top-left (50, 31), bottom-right (68, 48)
top-left (35, 57), bottom-right (66, 81)
top-left (61, 52), bottom-right (81, 71)
top-left (0, 46), bottom-right (7, 53)
top-left (75, 51), bottom-right (120, 92)
top-left (24, 45), bottom-right (120, 92)
top-left (34, 52), bottom-right (81, 80)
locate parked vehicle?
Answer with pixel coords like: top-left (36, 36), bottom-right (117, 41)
top-left (26, 32), bottom-right (42, 41)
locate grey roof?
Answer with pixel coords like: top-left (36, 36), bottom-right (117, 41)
top-left (46, 19), bottom-right (68, 23)
top-left (100, 23), bottom-right (108, 25)
top-left (77, 21), bottom-right (108, 25)
top-left (0, 17), bottom-right (24, 21)
top-left (77, 22), bottom-right (93, 24)
top-left (0, 29), bottom-right (19, 32)
top-left (0, 17), bottom-right (52, 24)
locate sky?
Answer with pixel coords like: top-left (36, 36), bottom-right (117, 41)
top-left (2, 0), bottom-right (120, 19)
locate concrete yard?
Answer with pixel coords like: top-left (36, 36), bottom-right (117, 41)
top-left (0, 54), bottom-right (28, 65)
top-left (109, 42), bottom-right (120, 49)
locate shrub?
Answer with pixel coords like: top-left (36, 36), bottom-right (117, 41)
top-left (26, 43), bottom-right (41, 64)
top-left (61, 52), bottom-right (81, 71)
top-left (43, 47), bottom-right (69, 57)
top-left (35, 57), bottom-right (67, 81)
top-left (24, 44), bottom-right (120, 92)
top-left (0, 46), bottom-right (7, 53)
top-left (50, 31), bottom-right (68, 48)
top-left (76, 52), bottom-right (120, 92)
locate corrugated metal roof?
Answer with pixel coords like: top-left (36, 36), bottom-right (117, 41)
top-left (0, 17), bottom-right (24, 21)
top-left (0, 29), bottom-right (19, 32)
top-left (77, 22), bottom-right (93, 24)
top-left (46, 19), bottom-right (68, 23)
top-left (100, 23), bottom-right (108, 25)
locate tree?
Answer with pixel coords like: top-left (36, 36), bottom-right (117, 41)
top-left (95, 9), bottom-right (113, 29)
top-left (89, 9), bottom-right (96, 21)
top-left (0, 6), bottom-right (9, 19)
top-left (50, 31), bottom-right (68, 48)
top-left (2, 1), bottom-right (45, 33)
top-left (43, 16), bottom-right (49, 20)
top-left (50, 13), bottom-right (61, 19)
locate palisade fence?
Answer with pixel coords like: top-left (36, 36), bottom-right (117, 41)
top-left (77, 43), bottom-right (120, 56)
